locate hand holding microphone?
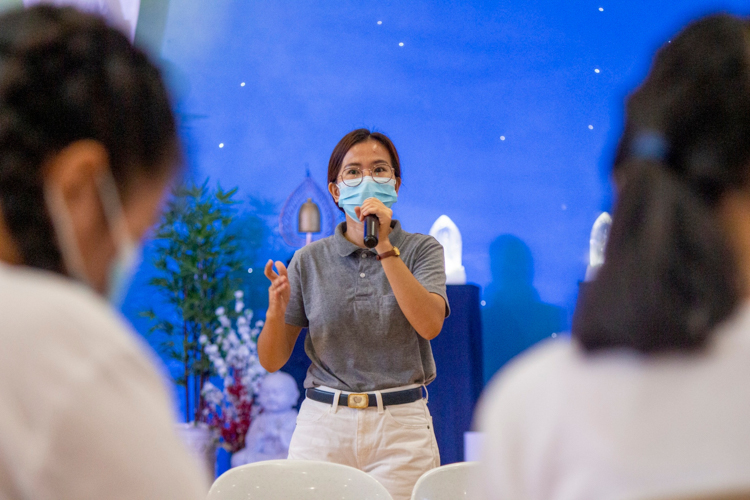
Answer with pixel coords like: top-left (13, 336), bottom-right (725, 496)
top-left (356, 197), bottom-right (393, 252)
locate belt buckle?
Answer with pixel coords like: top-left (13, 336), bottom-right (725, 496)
top-left (347, 393), bottom-right (369, 409)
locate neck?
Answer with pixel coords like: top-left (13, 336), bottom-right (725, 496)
top-left (719, 190), bottom-right (750, 299)
top-left (343, 215), bottom-right (367, 248)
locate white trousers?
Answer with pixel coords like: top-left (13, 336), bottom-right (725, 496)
top-left (287, 394), bottom-right (440, 500)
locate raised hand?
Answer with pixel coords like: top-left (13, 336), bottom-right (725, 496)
top-left (264, 260), bottom-right (290, 320)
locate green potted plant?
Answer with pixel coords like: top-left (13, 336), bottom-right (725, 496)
top-left (142, 180), bottom-right (243, 476)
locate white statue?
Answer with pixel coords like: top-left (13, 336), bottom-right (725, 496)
top-left (231, 371), bottom-right (299, 467)
top-left (584, 212), bottom-right (612, 281)
top-left (23, 0), bottom-right (141, 40)
top-left (429, 215), bottom-right (466, 285)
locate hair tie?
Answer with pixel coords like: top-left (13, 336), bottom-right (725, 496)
top-left (631, 131), bottom-right (669, 162)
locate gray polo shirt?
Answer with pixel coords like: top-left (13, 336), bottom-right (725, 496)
top-left (285, 220), bottom-right (450, 392)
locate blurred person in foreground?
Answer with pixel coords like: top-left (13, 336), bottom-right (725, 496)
top-left (0, 6), bottom-right (206, 499)
top-left (477, 14), bottom-right (750, 500)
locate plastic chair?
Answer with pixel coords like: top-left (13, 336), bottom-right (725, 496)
top-left (411, 462), bottom-right (479, 500)
top-left (647, 493), bottom-right (750, 500)
top-left (207, 459), bottom-right (393, 500)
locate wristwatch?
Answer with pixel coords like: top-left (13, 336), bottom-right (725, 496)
top-left (376, 246), bottom-right (400, 261)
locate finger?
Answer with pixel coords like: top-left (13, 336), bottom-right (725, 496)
top-left (363, 197), bottom-right (386, 209)
top-left (360, 201), bottom-right (377, 216)
top-left (271, 277), bottom-right (288, 292)
top-left (361, 205), bottom-right (384, 219)
top-left (354, 206), bottom-right (363, 220)
top-left (270, 280), bottom-right (289, 295)
top-left (276, 261), bottom-right (288, 278)
top-left (264, 259), bottom-right (278, 281)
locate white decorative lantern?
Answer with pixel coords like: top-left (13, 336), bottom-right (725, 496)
top-left (429, 215), bottom-right (466, 285)
top-left (23, 0), bottom-right (141, 41)
top-left (584, 212), bottom-right (612, 281)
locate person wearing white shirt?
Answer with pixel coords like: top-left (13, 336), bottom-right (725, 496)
top-left (0, 6), bottom-right (206, 499)
top-left (477, 14), bottom-right (750, 500)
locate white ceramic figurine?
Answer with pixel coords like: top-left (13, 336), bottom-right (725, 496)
top-left (429, 214), bottom-right (467, 285)
top-left (230, 371), bottom-right (300, 466)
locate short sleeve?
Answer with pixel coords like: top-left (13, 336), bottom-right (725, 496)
top-left (411, 237), bottom-right (451, 317)
top-left (284, 251), bottom-right (309, 327)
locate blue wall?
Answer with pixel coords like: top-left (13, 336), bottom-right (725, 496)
top-left (125, 0), bottom-right (750, 394)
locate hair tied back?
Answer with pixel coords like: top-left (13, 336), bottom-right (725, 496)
top-left (631, 131), bottom-right (669, 162)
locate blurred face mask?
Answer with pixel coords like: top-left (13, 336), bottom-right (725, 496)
top-left (337, 177), bottom-right (398, 221)
top-left (44, 169), bottom-right (142, 307)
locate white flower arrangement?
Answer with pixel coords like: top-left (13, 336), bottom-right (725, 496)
top-left (200, 291), bottom-right (267, 452)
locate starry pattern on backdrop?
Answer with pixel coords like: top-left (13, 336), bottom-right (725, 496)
top-left (125, 0), bottom-right (750, 388)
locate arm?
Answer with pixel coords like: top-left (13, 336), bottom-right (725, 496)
top-left (358, 200), bottom-right (447, 340)
top-left (380, 255), bottom-right (445, 340)
top-left (257, 260), bottom-right (303, 372)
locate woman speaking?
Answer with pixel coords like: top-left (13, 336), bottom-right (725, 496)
top-left (258, 129), bottom-right (450, 500)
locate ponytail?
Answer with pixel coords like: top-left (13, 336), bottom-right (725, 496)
top-left (574, 159), bottom-right (740, 353)
top-left (573, 14), bottom-right (750, 354)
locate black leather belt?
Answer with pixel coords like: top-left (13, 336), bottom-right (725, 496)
top-left (306, 387), bottom-right (423, 409)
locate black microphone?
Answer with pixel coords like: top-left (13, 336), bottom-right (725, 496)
top-left (363, 215), bottom-right (379, 248)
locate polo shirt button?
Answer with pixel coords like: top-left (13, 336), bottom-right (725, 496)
top-left (361, 253), bottom-right (367, 258)
top-left (360, 273), bottom-right (366, 278)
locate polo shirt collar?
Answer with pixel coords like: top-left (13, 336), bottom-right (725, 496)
top-left (334, 220), bottom-right (406, 257)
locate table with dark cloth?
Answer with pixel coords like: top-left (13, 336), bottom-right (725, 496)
top-left (429, 284), bottom-right (483, 464)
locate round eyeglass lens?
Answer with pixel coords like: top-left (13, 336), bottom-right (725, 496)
top-left (342, 167), bottom-right (363, 187)
top-left (372, 164), bottom-right (394, 183)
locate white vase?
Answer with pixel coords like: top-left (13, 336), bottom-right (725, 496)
top-left (175, 422), bottom-right (218, 482)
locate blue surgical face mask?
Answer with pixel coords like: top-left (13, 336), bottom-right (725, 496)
top-left (44, 169), bottom-right (142, 307)
top-left (105, 229), bottom-right (142, 308)
top-left (337, 177), bottom-right (398, 221)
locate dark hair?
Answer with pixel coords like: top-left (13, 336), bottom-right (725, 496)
top-left (573, 15), bottom-right (750, 354)
top-left (0, 6), bottom-right (179, 274)
top-left (327, 129), bottom-right (401, 211)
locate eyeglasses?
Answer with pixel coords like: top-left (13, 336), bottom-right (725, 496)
top-left (339, 164), bottom-right (395, 187)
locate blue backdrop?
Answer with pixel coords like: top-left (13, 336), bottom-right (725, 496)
top-left (120, 0), bottom-right (750, 412)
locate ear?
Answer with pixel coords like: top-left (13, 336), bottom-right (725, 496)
top-left (43, 140), bottom-right (110, 234)
top-left (328, 182), bottom-right (340, 203)
top-left (44, 140), bottom-right (109, 204)
top-left (395, 177), bottom-right (402, 194)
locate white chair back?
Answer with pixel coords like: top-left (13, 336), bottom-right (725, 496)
top-left (207, 459), bottom-right (393, 500)
top-left (411, 462), bottom-right (479, 500)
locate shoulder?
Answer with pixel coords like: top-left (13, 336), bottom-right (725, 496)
top-left (478, 338), bottom-right (577, 426)
top-left (0, 267), bottom-right (201, 497)
top-left (398, 228), bottom-right (444, 255)
top-left (0, 265), bottom-right (162, 391)
top-left (291, 234), bottom-right (336, 262)
top-left (0, 265), bottom-right (127, 337)
top-left (487, 337), bottom-right (576, 394)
